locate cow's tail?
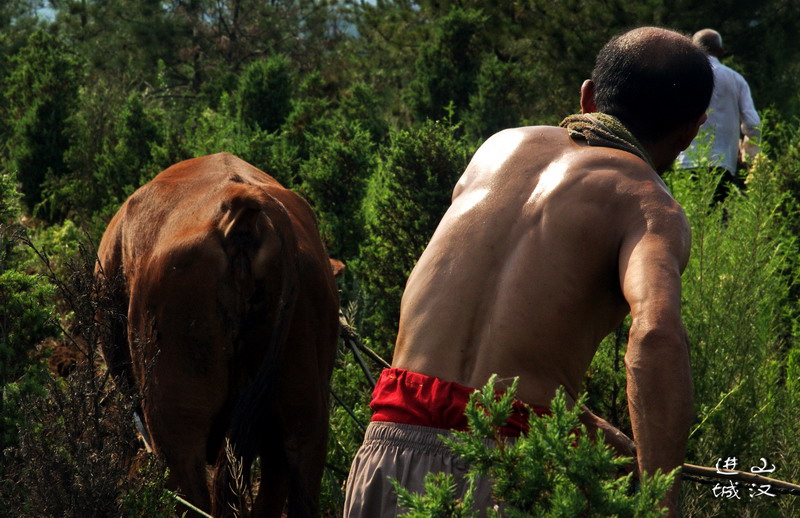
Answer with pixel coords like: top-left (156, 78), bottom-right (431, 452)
top-left (211, 189), bottom-right (300, 517)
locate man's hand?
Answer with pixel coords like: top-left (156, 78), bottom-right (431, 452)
top-left (739, 135), bottom-right (760, 168)
top-left (743, 135), bottom-right (760, 158)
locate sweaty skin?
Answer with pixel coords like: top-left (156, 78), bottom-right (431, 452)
top-left (392, 125), bottom-right (693, 512)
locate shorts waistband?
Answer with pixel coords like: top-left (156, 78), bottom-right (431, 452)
top-left (362, 421), bottom-right (497, 456)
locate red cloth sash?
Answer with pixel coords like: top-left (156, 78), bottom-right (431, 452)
top-left (369, 368), bottom-right (549, 437)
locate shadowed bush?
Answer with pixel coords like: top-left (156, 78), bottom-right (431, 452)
top-left (0, 237), bottom-right (174, 517)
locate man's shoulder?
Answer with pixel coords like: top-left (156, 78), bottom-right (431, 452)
top-left (623, 181), bottom-right (689, 253)
top-left (714, 61), bottom-right (750, 85)
top-left (553, 145), bottom-right (683, 231)
top-left (472, 126), bottom-right (572, 168)
top-left (565, 143), bottom-right (658, 186)
top-left (566, 150), bottom-right (685, 225)
top-left (479, 125), bottom-right (667, 199)
top-left (484, 125), bottom-right (568, 146)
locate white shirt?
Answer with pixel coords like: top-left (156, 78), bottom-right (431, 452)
top-left (678, 56), bottom-right (761, 173)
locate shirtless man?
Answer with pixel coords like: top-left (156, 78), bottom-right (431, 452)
top-left (345, 27), bottom-right (713, 518)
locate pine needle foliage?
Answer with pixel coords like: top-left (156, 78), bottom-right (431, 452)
top-left (0, 175), bottom-right (58, 455)
top-left (237, 55), bottom-right (293, 133)
top-left (405, 8), bottom-right (487, 123)
top-left (663, 137), bottom-right (800, 517)
top-left (393, 376), bottom-right (674, 517)
top-left (355, 119), bottom-right (469, 351)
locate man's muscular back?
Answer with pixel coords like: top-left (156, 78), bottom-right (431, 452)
top-left (392, 125), bottom-right (690, 408)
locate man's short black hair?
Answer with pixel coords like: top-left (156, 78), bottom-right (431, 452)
top-left (592, 27), bottom-right (714, 142)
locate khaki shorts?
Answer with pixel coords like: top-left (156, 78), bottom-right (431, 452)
top-left (343, 421), bottom-right (498, 518)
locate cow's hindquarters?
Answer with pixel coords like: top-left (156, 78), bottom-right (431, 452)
top-left (212, 191), bottom-right (302, 517)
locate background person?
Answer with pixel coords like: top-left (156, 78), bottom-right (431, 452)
top-left (678, 28), bottom-right (761, 202)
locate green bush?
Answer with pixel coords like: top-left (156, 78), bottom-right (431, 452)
top-left (3, 31), bottom-right (82, 221)
top-left (95, 93), bottom-right (164, 202)
top-left (0, 237), bottom-right (174, 517)
top-left (338, 81), bottom-right (390, 145)
top-left (237, 55), bottom-right (293, 133)
top-left (463, 55), bottom-right (537, 141)
top-left (669, 153), bottom-right (800, 517)
top-left (0, 174), bottom-right (58, 453)
top-left (393, 376), bottom-right (674, 517)
top-left (1, 169), bottom-right (22, 263)
top-left (406, 8), bottom-right (487, 124)
top-left (1, 364), bottom-right (175, 518)
top-left (299, 120), bottom-right (376, 261)
top-left (281, 71), bottom-right (333, 165)
top-left (355, 119), bottom-right (469, 352)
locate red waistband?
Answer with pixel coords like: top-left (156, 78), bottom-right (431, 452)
top-left (369, 368), bottom-right (549, 437)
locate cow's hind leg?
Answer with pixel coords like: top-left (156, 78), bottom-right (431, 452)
top-left (136, 233), bottom-right (238, 514)
top-left (146, 406), bottom-right (214, 513)
top-left (273, 381), bottom-right (328, 518)
top-left (251, 442), bottom-right (290, 518)
top-left (249, 434), bottom-right (320, 518)
top-left (140, 324), bottom-right (230, 514)
top-left (284, 425), bottom-right (327, 518)
top-left (278, 318), bottom-right (335, 518)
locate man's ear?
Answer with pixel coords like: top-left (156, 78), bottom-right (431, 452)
top-left (676, 113), bottom-right (708, 151)
top-left (580, 80), bottom-right (596, 114)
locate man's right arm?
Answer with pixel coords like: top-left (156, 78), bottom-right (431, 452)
top-left (739, 81), bottom-right (761, 162)
top-left (737, 73), bottom-right (761, 143)
top-left (618, 198), bottom-right (693, 516)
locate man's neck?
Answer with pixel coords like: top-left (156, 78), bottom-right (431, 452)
top-left (641, 139), bottom-right (678, 175)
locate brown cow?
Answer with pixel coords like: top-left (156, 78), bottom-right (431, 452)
top-left (96, 152), bottom-right (339, 517)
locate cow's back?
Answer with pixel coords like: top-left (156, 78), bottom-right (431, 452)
top-left (101, 152), bottom-right (317, 282)
top-left (100, 151), bottom-right (336, 333)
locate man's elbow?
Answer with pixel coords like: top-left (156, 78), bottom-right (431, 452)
top-left (742, 125), bottom-right (761, 139)
top-left (628, 319), bottom-right (689, 352)
top-left (740, 115), bottom-right (761, 138)
top-left (626, 322), bottom-right (693, 391)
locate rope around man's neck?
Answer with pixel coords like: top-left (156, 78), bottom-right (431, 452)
top-left (560, 113), bottom-right (655, 171)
